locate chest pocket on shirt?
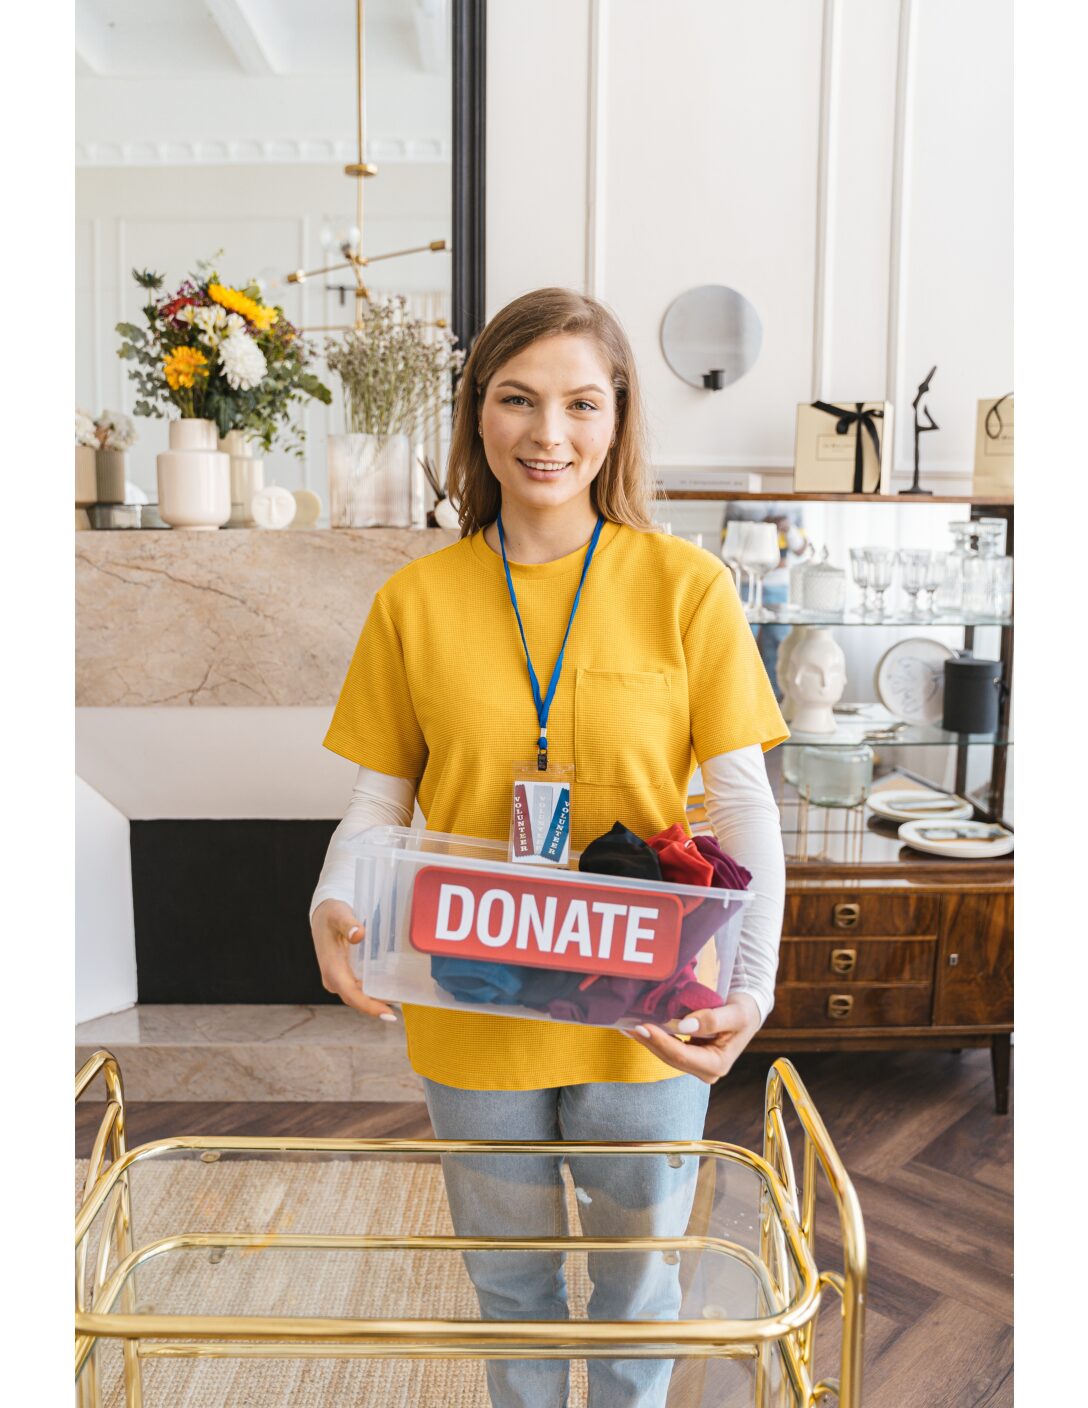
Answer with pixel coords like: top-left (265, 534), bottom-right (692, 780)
top-left (574, 669), bottom-right (672, 789)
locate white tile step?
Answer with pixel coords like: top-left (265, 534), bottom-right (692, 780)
top-left (75, 1004), bottom-right (422, 1102)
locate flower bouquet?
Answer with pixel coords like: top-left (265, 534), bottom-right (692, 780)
top-left (324, 295), bottom-right (463, 527)
top-left (115, 262), bottom-right (331, 529)
top-left (116, 264), bottom-right (331, 453)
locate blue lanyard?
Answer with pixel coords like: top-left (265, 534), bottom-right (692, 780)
top-left (497, 511), bottom-right (605, 771)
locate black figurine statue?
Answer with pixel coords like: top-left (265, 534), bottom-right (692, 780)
top-left (900, 365), bottom-right (938, 496)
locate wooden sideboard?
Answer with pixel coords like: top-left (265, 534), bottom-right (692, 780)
top-left (750, 851), bottom-right (1013, 1112)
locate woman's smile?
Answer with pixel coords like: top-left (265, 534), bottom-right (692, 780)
top-left (517, 456), bottom-right (573, 479)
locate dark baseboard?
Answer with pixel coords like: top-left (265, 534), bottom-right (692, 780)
top-left (131, 820), bottom-right (340, 1004)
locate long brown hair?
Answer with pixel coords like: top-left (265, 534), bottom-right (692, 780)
top-left (446, 288), bottom-right (656, 536)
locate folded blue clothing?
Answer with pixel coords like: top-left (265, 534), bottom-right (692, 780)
top-left (429, 956), bottom-right (530, 1005)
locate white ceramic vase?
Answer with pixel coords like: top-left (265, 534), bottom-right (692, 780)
top-left (787, 627), bottom-right (847, 734)
top-left (157, 419), bottom-right (231, 530)
top-left (221, 430), bottom-right (265, 527)
top-left (327, 433), bottom-right (423, 528)
top-left (75, 446), bottom-right (97, 507)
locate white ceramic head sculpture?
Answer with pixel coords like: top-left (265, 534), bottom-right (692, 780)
top-left (788, 627), bottom-right (847, 734)
top-left (775, 626), bottom-right (808, 722)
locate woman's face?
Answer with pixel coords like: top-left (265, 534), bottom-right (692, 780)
top-left (478, 334), bottom-right (617, 516)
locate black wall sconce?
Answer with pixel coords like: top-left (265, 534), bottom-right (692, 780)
top-left (702, 369), bottom-right (726, 390)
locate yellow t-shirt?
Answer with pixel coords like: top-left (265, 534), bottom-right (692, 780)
top-left (324, 520), bottom-right (788, 1089)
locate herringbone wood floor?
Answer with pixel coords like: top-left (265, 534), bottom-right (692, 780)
top-left (77, 1048), bottom-right (1012, 1407)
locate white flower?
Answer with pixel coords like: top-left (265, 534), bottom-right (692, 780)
top-left (95, 409), bottom-right (137, 451)
top-left (224, 312), bottom-right (245, 335)
top-left (219, 329), bottom-right (267, 390)
top-left (176, 306), bottom-right (197, 325)
top-left (76, 407), bottom-right (98, 447)
top-left (194, 306), bottom-right (228, 347)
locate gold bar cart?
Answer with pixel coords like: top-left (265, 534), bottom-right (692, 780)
top-left (76, 1051), bottom-right (866, 1406)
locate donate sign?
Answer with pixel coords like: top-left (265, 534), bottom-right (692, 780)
top-left (410, 866), bottom-right (683, 980)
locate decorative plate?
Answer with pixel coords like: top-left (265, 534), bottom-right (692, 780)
top-left (897, 819), bottom-right (1014, 859)
top-left (868, 789), bottom-right (974, 823)
top-left (875, 638), bottom-right (955, 724)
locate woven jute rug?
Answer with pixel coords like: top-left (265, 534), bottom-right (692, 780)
top-left (77, 1156), bottom-right (599, 1407)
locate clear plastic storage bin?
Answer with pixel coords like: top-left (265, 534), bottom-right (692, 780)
top-left (349, 826), bottom-right (752, 1030)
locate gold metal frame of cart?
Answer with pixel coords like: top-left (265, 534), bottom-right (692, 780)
top-left (75, 1050), bottom-right (866, 1407)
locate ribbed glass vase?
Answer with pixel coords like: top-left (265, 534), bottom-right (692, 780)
top-left (327, 433), bottom-right (423, 529)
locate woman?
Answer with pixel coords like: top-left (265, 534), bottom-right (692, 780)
top-left (310, 288), bottom-right (788, 1406)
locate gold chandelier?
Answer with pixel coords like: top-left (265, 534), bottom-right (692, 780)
top-left (286, 0), bottom-right (449, 332)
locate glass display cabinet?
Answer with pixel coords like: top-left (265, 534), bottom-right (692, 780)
top-left (667, 491), bottom-right (1014, 1114)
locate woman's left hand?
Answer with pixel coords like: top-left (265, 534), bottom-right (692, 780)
top-left (625, 993), bottom-right (763, 1085)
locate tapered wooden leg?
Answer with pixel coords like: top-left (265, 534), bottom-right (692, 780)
top-left (991, 1034), bottom-right (1011, 1115)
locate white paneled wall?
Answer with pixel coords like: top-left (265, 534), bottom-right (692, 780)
top-left (77, 1), bottom-right (1012, 486)
top-left (487, 0), bottom-right (1012, 479)
top-left (898, 0), bottom-right (1014, 471)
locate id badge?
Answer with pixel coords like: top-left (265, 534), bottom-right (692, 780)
top-left (508, 762), bottom-right (573, 867)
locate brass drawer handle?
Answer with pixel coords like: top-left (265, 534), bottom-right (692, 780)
top-left (827, 994), bottom-right (854, 1020)
top-left (833, 902), bottom-right (860, 930)
top-left (830, 948), bottom-right (857, 975)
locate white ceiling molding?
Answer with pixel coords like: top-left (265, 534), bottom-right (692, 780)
top-left (205, 0), bottom-right (281, 76)
top-left (75, 5), bottom-right (111, 76)
top-left (75, 137), bottom-right (451, 168)
top-left (412, 0), bottom-right (448, 75)
top-left (810, 0), bottom-right (841, 402)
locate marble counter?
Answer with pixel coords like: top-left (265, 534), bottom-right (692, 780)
top-left (76, 528), bottom-right (458, 707)
top-left (75, 1003), bottom-right (421, 1101)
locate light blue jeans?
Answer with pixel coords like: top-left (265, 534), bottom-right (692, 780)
top-left (422, 1074), bottom-right (712, 1408)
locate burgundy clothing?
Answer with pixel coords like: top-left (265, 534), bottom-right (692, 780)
top-left (692, 833), bottom-right (752, 892)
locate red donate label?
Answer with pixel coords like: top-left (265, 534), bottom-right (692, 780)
top-left (409, 866), bottom-right (683, 980)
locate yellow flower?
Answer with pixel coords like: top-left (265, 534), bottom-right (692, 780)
top-left (208, 282), bottom-right (278, 332)
top-left (164, 346), bottom-right (209, 390)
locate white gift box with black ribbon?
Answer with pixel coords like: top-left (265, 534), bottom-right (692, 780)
top-left (793, 401), bottom-right (894, 494)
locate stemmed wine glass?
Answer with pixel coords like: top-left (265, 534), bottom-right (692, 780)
top-left (743, 522), bottom-right (781, 622)
top-left (897, 549), bottom-right (934, 617)
top-left (849, 547), bottom-right (871, 614)
top-left (863, 548), bottom-right (895, 617)
top-left (721, 522), bottom-right (752, 603)
top-left (921, 551), bottom-right (947, 616)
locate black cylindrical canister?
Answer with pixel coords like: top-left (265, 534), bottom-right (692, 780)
top-left (942, 655), bottom-right (1004, 733)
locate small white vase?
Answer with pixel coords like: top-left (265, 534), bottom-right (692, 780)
top-left (157, 420), bottom-right (231, 531)
top-left (221, 430), bottom-right (265, 527)
top-left (788, 627), bottom-right (847, 734)
top-left (328, 432), bottom-right (421, 528)
top-left (75, 445), bottom-right (97, 507)
top-left (95, 449), bottom-right (127, 505)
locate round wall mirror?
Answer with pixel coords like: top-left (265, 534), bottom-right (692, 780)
top-left (660, 285), bottom-right (763, 390)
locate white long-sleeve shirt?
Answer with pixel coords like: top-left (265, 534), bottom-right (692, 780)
top-left (311, 743), bottom-right (785, 1023)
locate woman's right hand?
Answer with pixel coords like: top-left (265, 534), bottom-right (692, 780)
top-left (310, 899), bottom-right (398, 1022)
